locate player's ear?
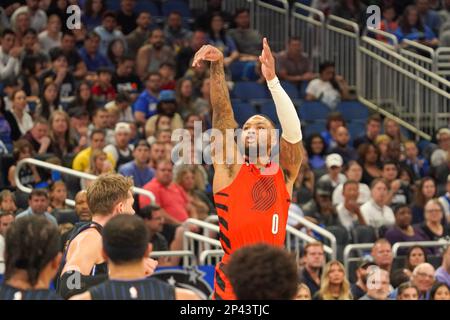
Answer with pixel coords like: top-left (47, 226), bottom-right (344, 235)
top-left (145, 243), bottom-right (153, 256)
top-left (51, 252), bottom-right (62, 269)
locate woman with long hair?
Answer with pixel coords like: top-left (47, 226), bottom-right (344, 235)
top-left (357, 143), bottom-right (382, 186)
top-left (48, 180), bottom-right (69, 212)
top-left (175, 78), bottom-right (196, 118)
top-left (305, 133), bottom-right (327, 171)
top-left (419, 199), bottom-right (450, 244)
top-left (107, 38), bottom-right (126, 67)
top-left (7, 139), bottom-right (42, 189)
top-left (314, 260), bottom-right (352, 300)
top-left (67, 81), bottom-right (97, 117)
top-left (174, 165), bottom-right (213, 221)
top-left (0, 216), bottom-right (62, 300)
top-left (4, 90), bottom-right (34, 141)
top-left (404, 245), bottom-right (428, 277)
top-left (82, 0), bottom-right (106, 31)
top-left (36, 81), bottom-right (62, 119)
top-left (430, 282), bottom-right (450, 300)
top-left (80, 149), bottom-right (113, 189)
top-left (411, 177), bottom-right (437, 224)
top-left (394, 5), bottom-right (439, 47)
top-left (47, 110), bottom-right (78, 159)
top-left (207, 13), bottom-right (239, 67)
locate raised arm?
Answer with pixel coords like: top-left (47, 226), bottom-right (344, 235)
top-left (259, 38), bottom-right (303, 193)
top-left (192, 45), bottom-right (241, 172)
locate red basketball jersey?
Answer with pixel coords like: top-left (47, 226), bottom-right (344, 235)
top-left (212, 161), bottom-right (290, 300)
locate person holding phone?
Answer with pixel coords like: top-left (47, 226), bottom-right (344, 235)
top-left (305, 61), bottom-right (350, 109)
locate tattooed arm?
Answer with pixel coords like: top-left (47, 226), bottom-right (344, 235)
top-left (192, 46), bottom-right (241, 177)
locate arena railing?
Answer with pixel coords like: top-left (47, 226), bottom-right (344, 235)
top-left (290, 2), bottom-right (326, 74)
top-left (14, 158), bottom-right (156, 207)
top-left (323, 15), bottom-right (360, 89)
top-left (254, 0), bottom-right (289, 52)
top-left (203, 213), bottom-right (335, 260)
top-left (399, 39), bottom-right (437, 73)
top-left (183, 231), bottom-right (223, 266)
top-left (150, 250), bottom-right (197, 263)
top-left (436, 47), bottom-right (450, 78)
top-left (392, 240), bottom-right (450, 257)
top-left (343, 243), bottom-right (374, 277)
top-left (199, 249), bottom-right (225, 265)
top-left (359, 36), bottom-right (450, 139)
top-left (364, 26), bottom-right (399, 50)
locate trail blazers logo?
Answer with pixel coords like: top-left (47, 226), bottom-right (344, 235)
top-left (251, 177), bottom-right (276, 211)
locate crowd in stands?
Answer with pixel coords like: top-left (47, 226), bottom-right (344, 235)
top-left (0, 0), bottom-right (449, 300)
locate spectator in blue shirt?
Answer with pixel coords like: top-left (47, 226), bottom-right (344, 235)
top-left (133, 71), bottom-right (161, 125)
top-left (82, 0), bottom-right (106, 31)
top-left (15, 189), bottom-right (57, 225)
top-left (417, 0), bottom-right (442, 36)
top-left (94, 11), bottom-right (126, 57)
top-left (79, 31), bottom-right (112, 72)
top-left (394, 5), bottom-right (439, 47)
top-left (118, 140), bottom-right (155, 188)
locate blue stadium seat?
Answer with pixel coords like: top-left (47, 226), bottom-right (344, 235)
top-left (161, 0), bottom-right (191, 18)
top-left (303, 121), bottom-right (326, 138)
top-left (299, 80), bottom-right (309, 98)
top-left (231, 102), bottom-right (258, 126)
top-left (259, 100), bottom-right (281, 128)
top-left (134, 1), bottom-right (161, 17)
top-left (105, 0), bottom-right (121, 11)
top-left (232, 82), bottom-right (270, 100)
top-left (337, 101), bottom-right (369, 121)
top-left (347, 121), bottom-right (366, 140)
top-left (298, 101), bottom-right (330, 121)
top-left (229, 61), bottom-right (248, 81)
top-left (280, 81), bottom-right (300, 99)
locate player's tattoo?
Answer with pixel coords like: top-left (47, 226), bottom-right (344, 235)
top-left (280, 138), bottom-right (303, 181)
top-left (210, 60), bottom-right (239, 170)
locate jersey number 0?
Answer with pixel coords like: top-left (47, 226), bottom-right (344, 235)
top-left (272, 213), bottom-right (279, 235)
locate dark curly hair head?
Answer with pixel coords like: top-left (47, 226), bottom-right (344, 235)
top-left (4, 215), bottom-right (61, 287)
top-left (226, 243), bottom-right (298, 300)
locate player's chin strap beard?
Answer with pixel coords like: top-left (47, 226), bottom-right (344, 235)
top-left (243, 146), bottom-right (272, 168)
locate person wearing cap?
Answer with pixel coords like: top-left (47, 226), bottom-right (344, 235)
top-left (103, 122), bottom-right (134, 170)
top-left (350, 260), bottom-right (378, 300)
top-left (105, 92), bottom-right (134, 123)
top-left (302, 179), bottom-right (339, 226)
top-left (38, 47), bottom-right (75, 99)
top-left (132, 71), bottom-right (162, 125)
top-left (144, 90), bottom-right (183, 138)
top-left (118, 140), bottom-right (154, 188)
top-left (438, 174), bottom-right (450, 222)
top-left (317, 153), bottom-right (347, 192)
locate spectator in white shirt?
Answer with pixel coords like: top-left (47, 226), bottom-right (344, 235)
top-left (336, 180), bottom-right (367, 232)
top-left (0, 29), bottom-right (21, 82)
top-left (317, 153), bottom-right (347, 192)
top-left (103, 122), bottom-right (134, 171)
top-left (105, 92), bottom-right (134, 123)
top-left (38, 14), bottom-right (62, 54)
top-left (11, 0), bottom-right (47, 33)
top-left (332, 160), bottom-right (371, 206)
top-left (305, 61), bottom-right (350, 109)
top-left (360, 178), bottom-right (395, 229)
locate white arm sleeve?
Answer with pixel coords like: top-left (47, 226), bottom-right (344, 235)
top-left (266, 76), bottom-right (302, 143)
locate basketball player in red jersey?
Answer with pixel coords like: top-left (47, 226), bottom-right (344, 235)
top-left (192, 38), bottom-right (304, 300)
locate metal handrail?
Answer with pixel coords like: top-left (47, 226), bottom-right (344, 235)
top-left (327, 14), bottom-right (360, 36)
top-left (364, 26), bottom-right (398, 49)
top-left (287, 213), bottom-right (337, 260)
top-left (14, 158), bottom-right (156, 207)
top-left (392, 241), bottom-right (450, 257)
top-left (362, 36), bottom-right (450, 88)
top-left (199, 249), bottom-right (225, 265)
top-left (292, 1), bottom-right (325, 24)
top-left (182, 230), bottom-right (222, 266)
top-left (343, 243), bottom-right (374, 277)
top-left (150, 250), bottom-right (196, 259)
